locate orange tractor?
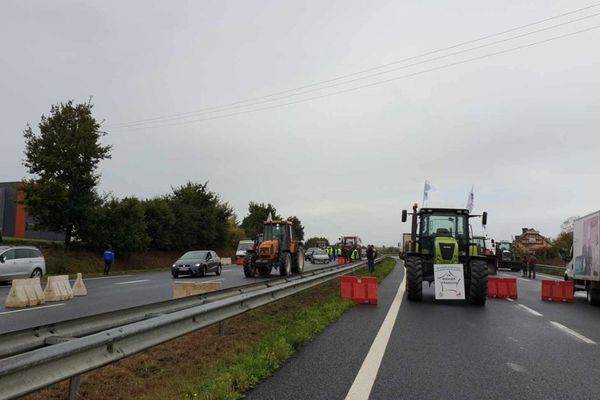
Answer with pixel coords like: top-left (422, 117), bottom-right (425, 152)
top-left (243, 220), bottom-right (305, 277)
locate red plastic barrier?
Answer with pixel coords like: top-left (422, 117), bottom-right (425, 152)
top-left (506, 278), bottom-right (518, 300)
top-left (338, 257), bottom-right (347, 265)
top-left (340, 276), bottom-right (378, 304)
top-left (487, 277), bottom-right (517, 299)
top-left (542, 280), bottom-right (573, 303)
top-left (236, 256), bottom-right (244, 266)
top-left (340, 276), bottom-right (357, 300)
top-left (363, 277), bottom-right (378, 305)
top-left (488, 277), bottom-right (499, 297)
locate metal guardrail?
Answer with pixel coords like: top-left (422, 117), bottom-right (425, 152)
top-left (535, 264), bottom-right (566, 272)
top-left (0, 258), bottom-right (381, 400)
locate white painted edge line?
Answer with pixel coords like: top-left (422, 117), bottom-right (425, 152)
top-left (345, 274), bottom-right (406, 400)
top-left (550, 321), bottom-right (596, 344)
top-left (173, 279), bottom-right (223, 284)
top-left (0, 303), bottom-right (65, 315)
top-left (115, 279), bottom-right (150, 285)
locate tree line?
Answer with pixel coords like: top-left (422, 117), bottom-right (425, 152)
top-left (21, 100), bottom-right (303, 253)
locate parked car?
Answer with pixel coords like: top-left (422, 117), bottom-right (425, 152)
top-left (310, 249), bottom-right (330, 264)
top-left (171, 250), bottom-right (222, 278)
top-left (0, 246), bottom-right (46, 282)
top-left (305, 247), bottom-right (319, 262)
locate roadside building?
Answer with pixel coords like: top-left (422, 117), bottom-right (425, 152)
top-left (514, 227), bottom-right (551, 253)
top-left (0, 181), bottom-right (64, 241)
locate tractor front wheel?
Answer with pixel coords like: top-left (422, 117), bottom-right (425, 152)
top-left (292, 248), bottom-right (305, 274)
top-left (468, 259), bottom-right (488, 305)
top-left (243, 255), bottom-right (257, 278)
top-left (280, 253), bottom-right (292, 277)
top-left (405, 256), bottom-right (423, 301)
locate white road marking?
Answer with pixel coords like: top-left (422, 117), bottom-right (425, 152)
top-left (173, 279), bottom-right (223, 284)
top-left (516, 303), bottom-right (543, 317)
top-left (550, 321), bottom-right (596, 344)
top-left (345, 274), bottom-right (406, 400)
top-left (84, 274), bottom-right (134, 281)
top-left (115, 279), bottom-right (150, 285)
top-left (507, 362), bottom-right (526, 373)
top-left (0, 303), bottom-right (65, 315)
top-left (506, 298), bottom-right (514, 302)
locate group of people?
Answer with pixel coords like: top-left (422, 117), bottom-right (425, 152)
top-left (522, 252), bottom-right (538, 279)
top-left (324, 244), bottom-right (378, 273)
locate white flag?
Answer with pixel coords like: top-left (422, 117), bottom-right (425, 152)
top-left (267, 212), bottom-right (273, 222)
top-left (423, 180), bottom-right (434, 206)
top-left (466, 185), bottom-right (474, 212)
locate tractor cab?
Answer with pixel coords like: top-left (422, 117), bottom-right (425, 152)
top-left (259, 221), bottom-right (293, 258)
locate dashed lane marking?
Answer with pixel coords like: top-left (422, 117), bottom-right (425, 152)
top-left (0, 303), bottom-right (65, 315)
top-left (506, 362), bottom-right (527, 373)
top-left (115, 279), bottom-right (150, 285)
top-left (345, 273), bottom-right (406, 400)
top-left (516, 303), bottom-right (544, 317)
top-left (84, 274), bottom-right (134, 281)
top-left (550, 321), bottom-right (596, 344)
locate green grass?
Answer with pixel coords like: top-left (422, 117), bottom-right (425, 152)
top-left (183, 257), bottom-right (396, 400)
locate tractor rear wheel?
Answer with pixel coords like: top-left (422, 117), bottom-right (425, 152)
top-left (243, 255), bottom-right (257, 278)
top-left (280, 253), bottom-right (292, 277)
top-left (405, 256), bottom-right (423, 301)
top-left (292, 248), bottom-right (305, 274)
top-left (468, 259), bottom-right (488, 305)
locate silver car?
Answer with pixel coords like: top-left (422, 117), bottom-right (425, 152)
top-left (0, 246), bottom-right (46, 281)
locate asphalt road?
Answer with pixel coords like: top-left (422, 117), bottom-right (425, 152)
top-left (0, 259), bottom-right (336, 334)
top-left (247, 261), bottom-right (600, 400)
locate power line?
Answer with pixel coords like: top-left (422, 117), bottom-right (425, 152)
top-left (110, 24), bottom-right (600, 131)
top-left (112, 11), bottom-right (600, 129)
top-left (107, 2), bottom-right (600, 129)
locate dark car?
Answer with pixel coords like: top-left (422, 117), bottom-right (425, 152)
top-left (171, 250), bottom-right (222, 278)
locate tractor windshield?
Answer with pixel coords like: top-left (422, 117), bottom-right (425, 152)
top-left (497, 242), bottom-right (512, 251)
top-left (420, 214), bottom-right (467, 238)
top-left (264, 223), bottom-right (286, 241)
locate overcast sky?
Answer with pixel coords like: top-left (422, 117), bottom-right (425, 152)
top-left (1, 0), bottom-right (599, 246)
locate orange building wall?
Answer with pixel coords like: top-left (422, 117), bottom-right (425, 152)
top-left (14, 191), bottom-right (26, 238)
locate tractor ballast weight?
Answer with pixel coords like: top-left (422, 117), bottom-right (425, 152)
top-left (243, 220), bottom-right (304, 278)
top-left (401, 204), bottom-right (489, 305)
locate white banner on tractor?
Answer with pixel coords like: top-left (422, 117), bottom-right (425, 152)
top-left (434, 264), bottom-right (465, 300)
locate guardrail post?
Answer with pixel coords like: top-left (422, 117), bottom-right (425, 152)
top-left (219, 321), bottom-right (225, 336)
top-left (68, 375), bottom-right (81, 400)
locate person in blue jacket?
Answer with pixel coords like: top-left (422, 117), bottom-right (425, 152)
top-left (103, 246), bottom-right (115, 275)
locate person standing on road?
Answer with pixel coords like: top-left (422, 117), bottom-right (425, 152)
top-left (103, 246), bottom-right (115, 275)
top-left (528, 252), bottom-right (538, 279)
top-left (522, 255), bottom-right (528, 277)
top-left (351, 247), bottom-right (359, 262)
top-left (366, 245), bottom-right (375, 273)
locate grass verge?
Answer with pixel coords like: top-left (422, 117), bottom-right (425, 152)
top-left (25, 257), bottom-right (397, 400)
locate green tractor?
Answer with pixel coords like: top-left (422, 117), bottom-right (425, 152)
top-left (401, 204), bottom-right (489, 305)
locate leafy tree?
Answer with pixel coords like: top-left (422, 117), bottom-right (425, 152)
top-left (287, 216), bottom-right (304, 241)
top-left (80, 197), bottom-right (150, 253)
top-left (22, 100), bottom-right (111, 246)
top-left (304, 237), bottom-right (329, 249)
top-left (226, 217), bottom-right (248, 251)
top-left (170, 182), bottom-right (233, 250)
top-left (142, 198), bottom-right (176, 250)
top-left (241, 202), bottom-right (281, 239)
top-left (560, 216), bottom-right (579, 234)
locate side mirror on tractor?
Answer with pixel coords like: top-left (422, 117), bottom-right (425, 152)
top-left (401, 210), bottom-right (407, 223)
top-left (482, 211), bottom-right (488, 226)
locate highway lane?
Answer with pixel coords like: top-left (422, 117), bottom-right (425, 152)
top-left (0, 259), bottom-right (336, 334)
top-left (247, 261), bottom-right (600, 400)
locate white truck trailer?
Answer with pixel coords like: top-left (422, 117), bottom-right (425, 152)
top-left (565, 210), bottom-right (600, 304)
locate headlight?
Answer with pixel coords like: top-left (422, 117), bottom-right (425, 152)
top-left (172, 263), bottom-right (177, 267)
top-left (194, 263), bottom-right (201, 267)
